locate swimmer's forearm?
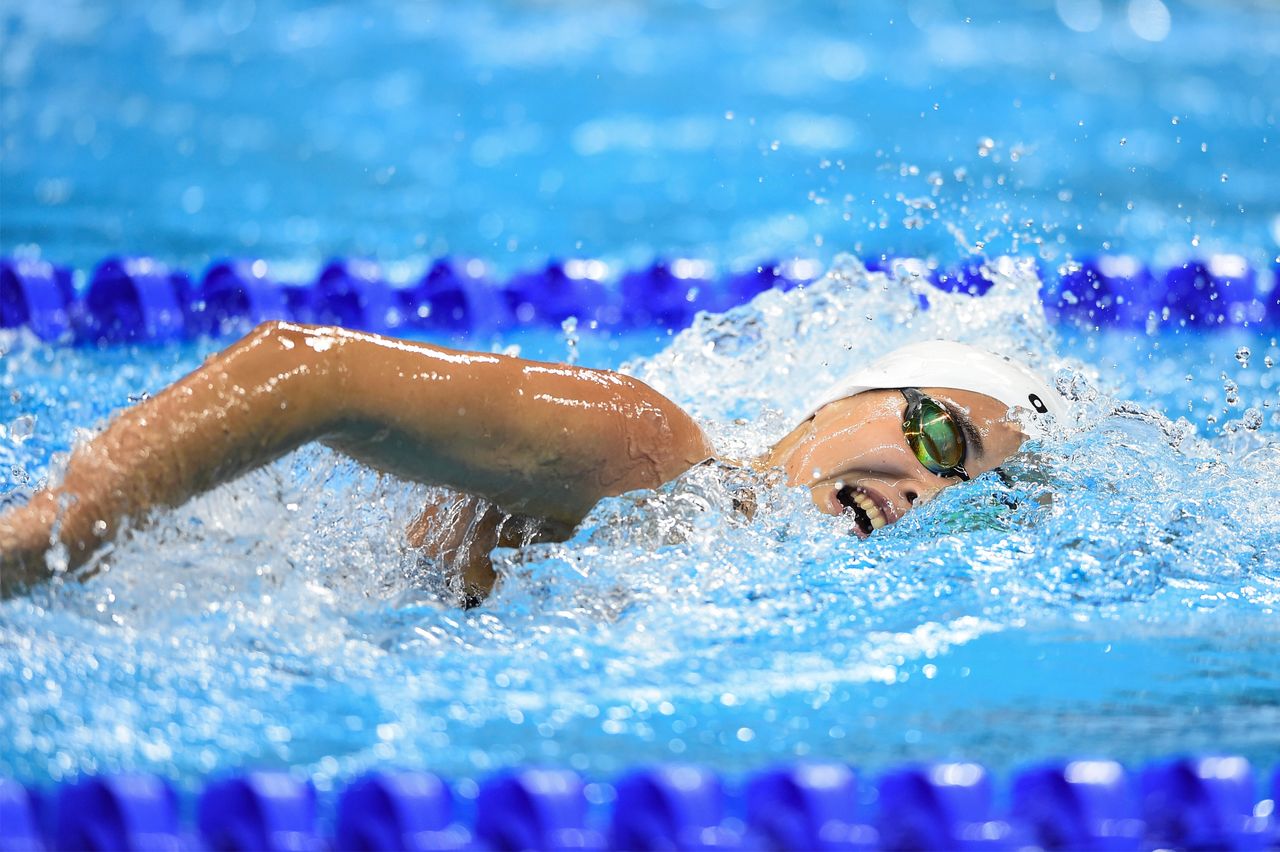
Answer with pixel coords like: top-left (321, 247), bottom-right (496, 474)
top-left (1, 321), bottom-right (342, 590)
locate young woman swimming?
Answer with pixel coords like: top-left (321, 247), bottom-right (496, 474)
top-left (0, 323), bottom-right (1065, 600)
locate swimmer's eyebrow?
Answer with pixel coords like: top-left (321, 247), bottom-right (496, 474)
top-left (938, 396), bottom-right (985, 462)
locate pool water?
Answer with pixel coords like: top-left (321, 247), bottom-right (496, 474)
top-left (2, 0), bottom-right (1279, 792)
top-left (3, 0), bottom-right (1277, 272)
top-left (2, 260), bottom-right (1278, 789)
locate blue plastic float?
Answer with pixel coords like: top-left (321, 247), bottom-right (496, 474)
top-left (314, 258), bottom-right (396, 334)
top-left (475, 768), bottom-right (603, 851)
top-left (4, 757), bottom-right (1277, 852)
top-left (0, 777), bottom-right (43, 852)
top-left (1010, 759), bottom-right (1144, 851)
top-left (875, 762), bottom-right (1018, 851)
top-left (1139, 756), bottom-right (1272, 850)
top-left (197, 771), bottom-right (320, 852)
top-left (506, 260), bottom-right (616, 328)
top-left (53, 774), bottom-right (182, 852)
top-left (189, 259), bottom-right (290, 336)
top-left (2, 252), bottom-right (1279, 345)
top-left (335, 771), bottom-right (468, 852)
top-left (409, 258), bottom-right (508, 333)
top-left (611, 764), bottom-right (736, 851)
top-left (745, 762), bottom-right (875, 851)
top-left (80, 256), bottom-right (190, 344)
top-left (0, 258), bottom-right (76, 342)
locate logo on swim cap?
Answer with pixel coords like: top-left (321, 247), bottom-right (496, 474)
top-left (1027, 393), bottom-right (1048, 414)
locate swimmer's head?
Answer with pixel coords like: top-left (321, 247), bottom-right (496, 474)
top-left (764, 341), bottom-right (1065, 537)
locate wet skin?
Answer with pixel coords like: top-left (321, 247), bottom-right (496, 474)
top-left (0, 321), bottom-right (713, 597)
top-left (760, 388), bottom-right (1025, 536)
top-left (0, 322), bottom-right (1025, 600)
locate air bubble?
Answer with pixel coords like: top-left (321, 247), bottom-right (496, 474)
top-left (9, 414), bottom-right (35, 443)
top-left (561, 316), bottom-right (580, 366)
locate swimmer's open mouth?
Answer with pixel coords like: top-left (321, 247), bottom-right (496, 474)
top-left (837, 486), bottom-right (887, 538)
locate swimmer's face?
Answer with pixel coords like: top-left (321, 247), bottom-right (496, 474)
top-left (768, 388), bottom-right (1025, 537)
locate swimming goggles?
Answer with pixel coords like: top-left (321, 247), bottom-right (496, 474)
top-left (900, 388), bottom-right (970, 481)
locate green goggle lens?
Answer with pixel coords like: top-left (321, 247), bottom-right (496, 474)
top-left (901, 389), bottom-right (970, 480)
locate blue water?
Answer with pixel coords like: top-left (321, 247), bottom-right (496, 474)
top-left (3, 261), bottom-right (1279, 789)
top-left (2, 1), bottom-right (1277, 273)
top-left (2, 0), bottom-right (1280, 791)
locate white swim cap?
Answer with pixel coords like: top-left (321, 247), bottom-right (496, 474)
top-left (805, 340), bottom-right (1068, 436)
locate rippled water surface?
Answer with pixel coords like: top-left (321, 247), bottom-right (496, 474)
top-left (2, 0), bottom-right (1278, 270)
top-left (3, 262), bottom-right (1279, 787)
top-left (2, 0), bottom-right (1279, 790)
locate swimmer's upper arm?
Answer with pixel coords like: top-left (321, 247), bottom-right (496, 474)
top-left (326, 330), bottom-right (714, 527)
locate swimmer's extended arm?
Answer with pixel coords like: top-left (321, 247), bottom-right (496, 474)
top-left (0, 321), bottom-right (713, 595)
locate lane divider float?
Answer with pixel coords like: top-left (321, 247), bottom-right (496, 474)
top-left (2, 253), bottom-right (1277, 345)
top-left (2, 755), bottom-right (1276, 850)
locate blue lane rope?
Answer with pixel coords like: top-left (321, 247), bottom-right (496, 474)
top-left (2, 756), bottom-right (1276, 850)
top-left (2, 253), bottom-right (1279, 345)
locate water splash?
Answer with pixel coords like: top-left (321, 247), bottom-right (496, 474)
top-left (2, 261), bottom-right (1278, 786)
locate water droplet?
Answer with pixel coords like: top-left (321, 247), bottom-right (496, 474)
top-left (561, 316), bottom-right (580, 365)
top-left (9, 414), bottom-right (35, 443)
top-left (724, 110), bottom-right (734, 121)
top-left (1265, 356), bottom-right (1274, 369)
top-left (977, 137), bottom-right (995, 157)
top-left (1119, 137), bottom-right (1128, 146)
top-left (1171, 116), bottom-right (1180, 125)
top-left (1235, 346), bottom-right (1251, 367)
top-left (1242, 408), bottom-right (1263, 431)
top-left (1220, 173), bottom-right (1229, 183)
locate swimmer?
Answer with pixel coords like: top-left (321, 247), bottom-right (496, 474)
top-left (0, 323), bottom-right (1065, 600)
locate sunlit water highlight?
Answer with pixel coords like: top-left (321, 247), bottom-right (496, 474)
top-left (2, 260), bottom-right (1279, 790)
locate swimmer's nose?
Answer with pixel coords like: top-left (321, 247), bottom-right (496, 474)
top-left (889, 474), bottom-right (948, 517)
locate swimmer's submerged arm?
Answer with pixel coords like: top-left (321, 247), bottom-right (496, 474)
top-left (405, 493), bottom-right (562, 607)
top-left (0, 321), bottom-right (712, 594)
